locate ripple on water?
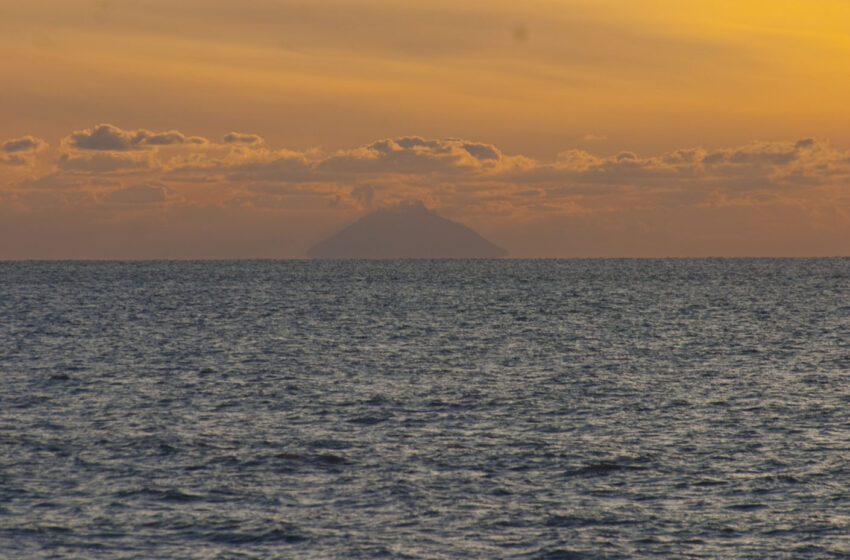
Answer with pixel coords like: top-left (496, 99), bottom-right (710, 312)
top-left (0, 259), bottom-right (848, 559)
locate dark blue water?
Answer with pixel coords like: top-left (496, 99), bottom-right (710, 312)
top-left (1, 259), bottom-right (848, 559)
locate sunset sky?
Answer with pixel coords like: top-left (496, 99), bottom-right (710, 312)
top-left (2, 0), bottom-right (849, 258)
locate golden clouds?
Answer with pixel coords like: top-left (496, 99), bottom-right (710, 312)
top-left (2, 136), bottom-right (46, 154)
top-left (1, 136), bottom-right (47, 166)
top-left (5, 124), bottom-right (850, 205)
top-left (64, 124), bottom-right (207, 151)
top-left (1, 124), bottom-right (848, 257)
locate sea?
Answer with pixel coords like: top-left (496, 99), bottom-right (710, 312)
top-left (1, 259), bottom-right (848, 559)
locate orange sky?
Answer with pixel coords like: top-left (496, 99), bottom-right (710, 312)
top-left (1, 0), bottom-right (849, 258)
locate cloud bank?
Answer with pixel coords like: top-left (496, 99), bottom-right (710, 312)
top-left (1, 123), bottom-right (848, 257)
top-left (5, 124), bottom-right (849, 200)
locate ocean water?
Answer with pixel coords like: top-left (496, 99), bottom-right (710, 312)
top-left (1, 259), bottom-right (848, 559)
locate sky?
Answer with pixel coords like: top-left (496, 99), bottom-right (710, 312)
top-left (1, 0), bottom-right (849, 258)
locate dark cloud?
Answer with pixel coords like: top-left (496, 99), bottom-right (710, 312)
top-left (391, 137), bottom-right (444, 151)
top-left (462, 142), bottom-right (501, 160)
top-left (68, 124), bottom-right (150, 150)
top-left (2, 136), bottom-right (47, 153)
top-left (700, 140), bottom-right (822, 166)
top-left (351, 184), bottom-right (375, 206)
top-left (728, 150), bottom-right (796, 166)
top-left (661, 148), bottom-right (705, 165)
top-left (142, 131), bottom-right (188, 146)
top-left (223, 132), bottom-right (263, 145)
top-left (0, 154), bottom-right (28, 166)
top-left (66, 124), bottom-right (208, 150)
top-left (795, 138), bottom-right (816, 150)
top-left (0, 135), bottom-right (47, 165)
top-left (319, 137), bottom-right (505, 175)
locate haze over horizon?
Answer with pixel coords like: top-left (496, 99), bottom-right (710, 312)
top-left (2, 0), bottom-right (849, 258)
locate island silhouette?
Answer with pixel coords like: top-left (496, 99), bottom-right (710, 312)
top-left (307, 201), bottom-right (507, 259)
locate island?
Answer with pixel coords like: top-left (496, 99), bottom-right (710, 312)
top-left (307, 201), bottom-right (508, 259)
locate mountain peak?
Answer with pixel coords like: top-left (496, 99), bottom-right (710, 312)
top-left (307, 202), bottom-right (507, 259)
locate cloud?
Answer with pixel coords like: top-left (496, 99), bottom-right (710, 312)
top-left (461, 142), bottom-right (500, 161)
top-left (2, 136), bottom-right (47, 153)
top-left (350, 184), bottom-right (375, 207)
top-left (3, 123), bottom-right (849, 258)
top-left (65, 124), bottom-right (210, 151)
top-left (318, 136), bottom-right (512, 176)
top-left (142, 131), bottom-right (190, 146)
top-left (67, 124), bottom-right (149, 151)
top-left (58, 151), bottom-right (152, 172)
top-left (226, 152), bottom-right (313, 182)
top-left (702, 141), bottom-right (800, 166)
top-left (7, 125), bottom-right (850, 226)
top-left (498, 138), bottom-right (849, 194)
top-left (102, 183), bottom-right (168, 204)
top-left (223, 132), bottom-right (263, 145)
top-left (795, 138), bottom-right (816, 150)
top-left (1, 135), bottom-right (48, 166)
top-left (0, 154), bottom-right (29, 166)
top-left (16, 172), bottom-right (87, 190)
top-left (216, 136), bottom-right (519, 184)
top-left (53, 124), bottom-right (268, 174)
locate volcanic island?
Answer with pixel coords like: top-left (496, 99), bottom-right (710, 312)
top-left (307, 201), bottom-right (507, 259)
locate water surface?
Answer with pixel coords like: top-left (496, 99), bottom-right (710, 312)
top-left (1, 259), bottom-right (848, 558)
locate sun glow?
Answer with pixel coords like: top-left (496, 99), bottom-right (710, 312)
top-left (0, 0), bottom-right (848, 257)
